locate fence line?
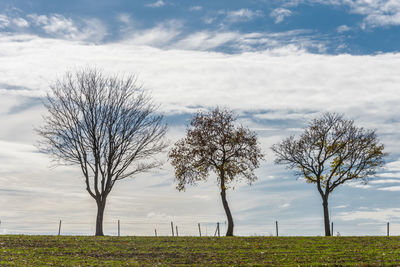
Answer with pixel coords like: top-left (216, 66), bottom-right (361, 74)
top-left (0, 219), bottom-right (399, 237)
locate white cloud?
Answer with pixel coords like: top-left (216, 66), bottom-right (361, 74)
top-left (0, 33), bottom-right (400, 118)
top-left (40, 15), bottom-right (76, 34)
top-left (0, 14), bottom-right (10, 28)
top-left (27, 14), bottom-right (107, 42)
top-left (27, 14), bottom-right (48, 25)
top-left (232, 30), bottom-right (327, 53)
top-left (282, 0), bottom-right (400, 28)
top-left (79, 18), bottom-right (108, 42)
top-left (384, 159), bottom-right (400, 172)
top-left (351, 0), bottom-right (400, 28)
top-left (378, 172), bottom-right (400, 178)
top-left (270, 8), bottom-right (292, 23)
top-left (190, 6), bottom-right (203, 11)
top-left (146, 0), bottom-right (165, 8)
top-left (333, 205), bottom-right (347, 209)
top-left (346, 182), bottom-right (371, 189)
top-left (117, 13), bottom-right (131, 25)
top-left (370, 179), bottom-right (400, 184)
top-left (224, 9), bottom-right (264, 23)
top-left (253, 110), bottom-right (318, 121)
top-left (337, 24), bottom-right (351, 33)
top-left (376, 160), bottom-right (400, 180)
top-left (175, 31), bottom-right (238, 50)
top-left (337, 208), bottom-right (400, 222)
top-left (120, 22), bottom-right (326, 52)
top-left (0, 15), bottom-right (29, 29)
top-left (203, 16), bottom-right (216, 25)
top-left (125, 20), bottom-right (182, 47)
top-left (12, 17), bottom-right (29, 28)
top-left (378, 186), bottom-right (400, 191)
top-left (280, 203), bottom-right (291, 208)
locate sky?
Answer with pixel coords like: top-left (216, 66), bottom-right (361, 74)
top-left (1, 0), bottom-right (400, 236)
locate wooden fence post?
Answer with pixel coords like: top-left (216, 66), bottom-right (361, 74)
top-left (198, 223), bottom-right (201, 237)
top-left (176, 225), bottom-right (179, 237)
top-left (331, 222), bottom-right (333, 236)
top-left (155, 229), bottom-right (157, 237)
top-left (118, 220), bottom-right (120, 237)
top-left (58, 220), bottom-right (62, 236)
top-left (217, 222), bottom-right (220, 237)
top-left (171, 221), bottom-right (174, 237)
top-left (387, 222), bottom-right (390, 236)
top-left (276, 221), bottom-right (279, 237)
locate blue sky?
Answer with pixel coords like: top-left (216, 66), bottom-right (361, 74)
top-left (1, 0), bottom-right (400, 53)
top-left (1, 0), bottom-right (400, 236)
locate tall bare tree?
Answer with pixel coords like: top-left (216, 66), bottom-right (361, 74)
top-left (37, 68), bottom-right (167, 236)
top-left (272, 112), bottom-right (386, 236)
top-left (169, 107), bottom-right (264, 236)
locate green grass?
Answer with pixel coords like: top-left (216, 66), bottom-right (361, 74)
top-left (0, 235), bottom-right (399, 266)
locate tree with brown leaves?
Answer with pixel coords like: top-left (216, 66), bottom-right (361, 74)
top-left (37, 68), bottom-right (167, 236)
top-left (272, 112), bottom-right (386, 236)
top-left (169, 108), bottom-right (264, 236)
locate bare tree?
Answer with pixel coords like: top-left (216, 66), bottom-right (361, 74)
top-left (272, 112), bottom-right (386, 236)
top-left (37, 68), bottom-right (167, 236)
top-left (169, 107), bottom-right (264, 236)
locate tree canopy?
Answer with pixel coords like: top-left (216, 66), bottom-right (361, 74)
top-left (272, 112), bottom-right (386, 236)
top-left (169, 107), bottom-right (264, 235)
top-left (37, 68), bottom-right (167, 235)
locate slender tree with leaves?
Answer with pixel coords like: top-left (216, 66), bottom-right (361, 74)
top-left (169, 107), bottom-right (264, 236)
top-left (272, 112), bottom-right (386, 236)
top-left (37, 68), bottom-right (167, 236)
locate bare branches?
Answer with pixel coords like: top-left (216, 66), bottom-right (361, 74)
top-left (168, 107), bottom-right (264, 191)
top-left (37, 68), bottom-right (168, 201)
top-left (271, 112), bottom-right (386, 197)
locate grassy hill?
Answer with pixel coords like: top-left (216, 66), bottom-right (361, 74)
top-left (0, 235), bottom-right (399, 266)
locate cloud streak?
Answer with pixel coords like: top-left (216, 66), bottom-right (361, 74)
top-left (270, 8), bottom-right (292, 23)
top-left (146, 0), bottom-right (166, 8)
top-left (224, 9), bottom-right (264, 23)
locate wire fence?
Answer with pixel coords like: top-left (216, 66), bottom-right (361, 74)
top-left (0, 219), bottom-right (398, 237)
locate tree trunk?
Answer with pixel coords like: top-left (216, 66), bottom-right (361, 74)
top-left (220, 189), bottom-right (234, 236)
top-left (322, 197), bottom-right (331, 236)
top-left (95, 198), bottom-right (107, 236)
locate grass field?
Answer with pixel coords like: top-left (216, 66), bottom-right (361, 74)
top-left (0, 235), bottom-right (399, 266)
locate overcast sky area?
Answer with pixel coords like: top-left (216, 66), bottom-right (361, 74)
top-left (1, 0), bottom-right (400, 236)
